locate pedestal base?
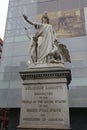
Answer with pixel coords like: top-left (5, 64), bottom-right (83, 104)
top-left (18, 125), bottom-right (71, 130)
top-left (19, 66), bottom-right (71, 130)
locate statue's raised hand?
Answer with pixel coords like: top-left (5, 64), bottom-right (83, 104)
top-left (23, 14), bottom-right (28, 21)
top-left (23, 14), bottom-right (35, 26)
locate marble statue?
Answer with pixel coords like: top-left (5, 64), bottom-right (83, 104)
top-left (23, 13), bottom-right (71, 65)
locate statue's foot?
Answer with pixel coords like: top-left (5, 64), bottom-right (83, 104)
top-left (49, 59), bottom-right (64, 64)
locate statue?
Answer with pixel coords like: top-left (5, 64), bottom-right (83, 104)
top-left (48, 40), bottom-right (71, 63)
top-left (23, 13), bottom-right (71, 65)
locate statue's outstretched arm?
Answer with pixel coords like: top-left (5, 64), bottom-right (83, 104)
top-left (23, 14), bottom-right (36, 26)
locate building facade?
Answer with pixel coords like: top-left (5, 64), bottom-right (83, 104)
top-left (0, 38), bottom-right (3, 61)
top-left (0, 0), bottom-right (87, 130)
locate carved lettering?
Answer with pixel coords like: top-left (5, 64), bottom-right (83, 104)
top-left (23, 118), bottom-right (40, 121)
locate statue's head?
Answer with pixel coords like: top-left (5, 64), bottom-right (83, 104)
top-left (41, 12), bottom-right (49, 24)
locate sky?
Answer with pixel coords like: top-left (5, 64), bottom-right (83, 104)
top-left (0, 0), bottom-right (9, 40)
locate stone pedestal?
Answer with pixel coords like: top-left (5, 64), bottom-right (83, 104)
top-left (18, 66), bottom-right (71, 130)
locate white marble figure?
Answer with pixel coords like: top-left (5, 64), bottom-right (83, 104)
top-left (23, 13), bottom-right (71, 65)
